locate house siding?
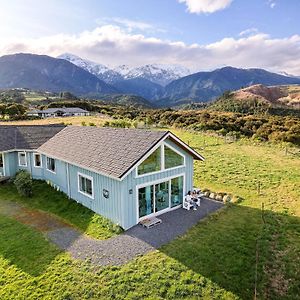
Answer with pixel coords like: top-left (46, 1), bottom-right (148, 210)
top-left (2, 137), bottom-right (195, 230)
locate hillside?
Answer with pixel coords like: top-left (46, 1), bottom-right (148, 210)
top-left (210, 84), bottom-right (300, 115)
top-left (0, 53), bottom-right (118, 96)
top-left (112, 77), bottom-right (163, 101)
top-left (161, 67), bottom-right (300, 106)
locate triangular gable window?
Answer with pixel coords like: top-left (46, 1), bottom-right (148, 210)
top-left (164, 145), bottom-right (184, 169)
top-left (138, 147), bottom-right (161, 175)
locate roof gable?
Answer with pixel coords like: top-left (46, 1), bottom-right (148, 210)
top-left (38, 127), bottom-right (168, 179)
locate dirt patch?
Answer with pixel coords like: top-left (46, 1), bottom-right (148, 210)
top-left (14, 207), bottom-right (72, 232)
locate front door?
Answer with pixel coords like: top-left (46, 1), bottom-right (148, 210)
top-left (138, 175), bottom-right (184, 220)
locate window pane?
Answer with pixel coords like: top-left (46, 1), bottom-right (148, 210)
top-left (80, 176), bottom-right (86, 192)
top-left (19, 153), bottom-right (26, 166)
top-left (155, 181), bottom-right (169, 212)
top-left (86, 178), bottom-right (93, 196)
top-left (171, 176), bottom-right (184, 207)
top-left (35, 155), bottom-right (41, 167)
top-left (138, 186), bottom-right (154, 217)
top-left (0, 155), bottom-right (3, 168)
top-left (138, 147), bottom-right (161, 175)
top-left (47, 158), bottom-right (55, 172)
top-left (164, 145), bottom-right (184, 169)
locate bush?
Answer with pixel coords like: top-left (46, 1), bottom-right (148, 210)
top-left (14, 170), bottom-right (33, 197)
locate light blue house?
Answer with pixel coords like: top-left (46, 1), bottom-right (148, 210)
top-left (0, 125), bottom-right (203, 229)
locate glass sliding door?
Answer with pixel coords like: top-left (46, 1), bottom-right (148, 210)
top-left (155, 181), bottom-right (169, 212)
top-left (171, 176), bottom-right (184, 207)
top-left (138, 185), bottom-right (154, 218)
top-left (138, 175), bottom-right (184, 219)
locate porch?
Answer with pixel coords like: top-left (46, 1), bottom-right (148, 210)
top-left (127, 197), bottom-right (224, 249)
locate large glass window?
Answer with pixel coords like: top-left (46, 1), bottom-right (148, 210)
top-left (46, 157), bottom-right (56, 173)
top-left (78, 173), bottom-right (93, 198)
top-left (138, 148), bottom-right (161, 175)
top-left (171, 176), bottom-right (184, 207)
top-left (164, 145), bottom-right (184, 169)
top-left (138, 185), bottom-right (154, 217)
top-left (18, 152), bottom-right (27, 167)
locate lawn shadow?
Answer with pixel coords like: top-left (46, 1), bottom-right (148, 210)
top-left (157, 204), bottom-right (300, 300)
top-left (0, 214), bottom-right (62, 277)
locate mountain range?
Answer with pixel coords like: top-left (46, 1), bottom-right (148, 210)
top-left (1, 52), bottom-right (300, 107)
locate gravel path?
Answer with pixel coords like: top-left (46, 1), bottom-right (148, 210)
top-left (0, 198), bottom-right (223, 266)
top-left (47, 198), bottom-right (223, 266)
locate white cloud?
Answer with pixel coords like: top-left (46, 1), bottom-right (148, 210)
top-left (1, 25), bottom-right (300, 75)
top-left (96, 17), bottom-right (156, 33)
top-left (268, 0), bottom-right (276, 8)
top-left (178, 0), bottom-right (233, 14)
top-left (239, 28), bottom-right (259, 37)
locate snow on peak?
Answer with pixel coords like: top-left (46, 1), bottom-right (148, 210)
top-left (57, 53), bottom-right (191, 86)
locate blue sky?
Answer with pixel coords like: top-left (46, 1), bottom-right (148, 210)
top-left (0, 0), bottom-right (300, 74)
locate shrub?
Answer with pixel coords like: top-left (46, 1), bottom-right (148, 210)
top-left (89, 122), bottom-right (96, 126)
top-left (81, 121), bottom-right (86, 126)
top-left (14, 170), bottom-right (33, 197)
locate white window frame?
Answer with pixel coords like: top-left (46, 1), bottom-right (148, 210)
top-left (33, 153), bottom-right (42, 168)
top-left (18, 152), bottom-right (27, 167)
top-left (46, 156), bottom-right (56, 174)
top-left (135, 142), bottom-right (186, 178)
top-left (77, 172), bottom-right (94, 199)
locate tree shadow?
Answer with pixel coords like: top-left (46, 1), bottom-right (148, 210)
top-left (0, 214), bottom-right (61, 277)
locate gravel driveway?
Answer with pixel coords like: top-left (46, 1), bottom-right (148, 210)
top-left (47, 198), bottom-right (223, 266)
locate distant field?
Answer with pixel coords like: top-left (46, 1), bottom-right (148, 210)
top-left (0, 115), bottom-right (113, 126)
top-left (0, 122), bottom-right (299, 299)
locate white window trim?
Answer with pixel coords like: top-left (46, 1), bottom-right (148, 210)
top-left (33, 153), bottom-right (43, 168)
top-left (77, 172), bottom-right (94, 200)
top-left (18, 152), bottom-right (27, 167)
top-left (135, 142), bottom-right (186, 178)
top-left (46, 156), bottom-right (56, 174)
top-left (136, 173), bottom-right (186, 223)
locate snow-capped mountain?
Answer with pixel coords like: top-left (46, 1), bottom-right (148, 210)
top-left (58, 53), bottom-right (191, 86)
top-left (57, 53), bottom-right (123, 84)
top-left (115, 64), bottom-right (191, 86)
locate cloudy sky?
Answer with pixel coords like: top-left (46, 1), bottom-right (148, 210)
top-left (0, 0), bottom-right (300, 74)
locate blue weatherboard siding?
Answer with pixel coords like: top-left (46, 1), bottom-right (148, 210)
top-left (1, 137), bottom-right (196, 229)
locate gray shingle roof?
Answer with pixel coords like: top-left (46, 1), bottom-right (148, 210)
top-left (0, 125), bottom-right (66, 152)
top-left (27, 107), bottom-right (88, 114)
top-left (38, 127), bottom-right (168, 178)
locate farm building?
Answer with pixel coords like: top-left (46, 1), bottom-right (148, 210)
top-left (27, 107), bottom-right (90, 118)
top-left (0, 125), bottom-right (204, 229)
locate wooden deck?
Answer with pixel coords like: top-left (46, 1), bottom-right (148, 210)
top-left (0, 176), bottom-right (10, 183)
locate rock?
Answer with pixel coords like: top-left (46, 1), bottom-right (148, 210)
top-left (216, 194), bottom-right (223, 201)
top-left (223, 195), bottom-right (231, 203)
top-left (209, 193), bottom-right (216, 199)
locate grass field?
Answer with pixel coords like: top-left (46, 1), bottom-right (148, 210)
top-left (0, 115), bottom-right (112, 126)
top-left (0, 122), bottom-right (299, 299)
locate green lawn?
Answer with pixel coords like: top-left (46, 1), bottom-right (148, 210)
top-left (0, 181), bottom-right (122, 239)
top-left (0, 129), bottom-right (299, 299)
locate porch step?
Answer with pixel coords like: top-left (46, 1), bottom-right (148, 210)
top-left (140, 217), bottom-right (162, 229)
